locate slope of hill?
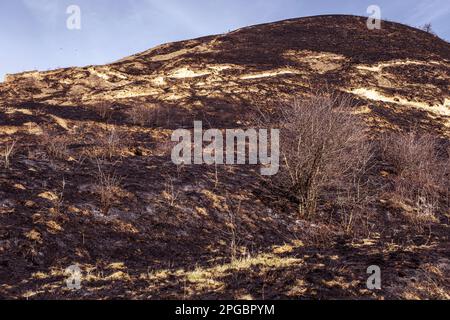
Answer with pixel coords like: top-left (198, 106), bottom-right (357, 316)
top-left (0, 15), bottom-right (449, 299)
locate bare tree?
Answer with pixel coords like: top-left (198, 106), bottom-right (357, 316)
top-left (421, 23), bottom-right (435, 35)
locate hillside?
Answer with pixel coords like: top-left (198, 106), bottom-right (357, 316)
top-left (0, 15), bottom-right (449, 299)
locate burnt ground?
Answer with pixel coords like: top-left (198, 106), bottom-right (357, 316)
top-left (0, 15), bottom-right (449, 299)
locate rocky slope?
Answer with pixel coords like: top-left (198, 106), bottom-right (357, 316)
top-left (0, 15), bottom-right (449, 299)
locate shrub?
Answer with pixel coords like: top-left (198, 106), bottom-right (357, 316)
top-left (270, 92), bottom-right (372, 219)
top-left (99, 126), bottom-right (123, 160)
top-left (92, 102), bottom-right (114, 120)
top-left (380, 130), bottom-right (449, 227)
top-left (41, 129), bottom-right (69, 160)
top-left (127, 104), bottom-right (159, 126)
top-left (95, 163), bottom-right (121, 215)
top-left (80, 126), bottom-right (129, 161)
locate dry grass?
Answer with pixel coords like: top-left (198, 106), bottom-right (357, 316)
top-left (2, 140), bottom-right (17, 169)
top-left (126, 104), bottom-right (159, 127)
top-left (79, 126), bottom-right (126, 161)
top-left (224, 196), bottom-right (242, 262)
top-left (162, 176), bottom-right (180, 207)
top-left (52, 178), bottom-right (66, 215)
top-left (99, 126), bottom-right (124, 160)
top-left (95, 163), bottom-right (122, 215)
top-left (40, 129), bottom-right (69, 160)
top-left (92, 102), bottom-right (114, 120)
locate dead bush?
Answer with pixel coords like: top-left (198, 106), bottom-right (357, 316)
top-left (99, 126), bottom-right (123, 159)
top-left (162, 176), bottom-right (180, 207)
top-left (95, 163), bottom-right (122, 215)
top-left (127, 104), bottom-right (159, 126)
top-left (52, 178), bottom-right (66, 215)
top-left (80, 126), bottom-right (128, 161)
top-left (269, 92), bottom-right (372, 220)
top-left (126, 103), bottom-right (175, 127)
top-left (2, 140), bottom-right (17, 169)
top-left (92, 102), bottom-right (114, 120)
top-left (225, 196), bottom-right (242, 262)
top-left (41, 129), bottom-right (69, 160)
top-left (380, 131), bottom-right (449, 228)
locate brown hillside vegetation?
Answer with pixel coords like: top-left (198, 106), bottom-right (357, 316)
top-left (0, 15), bottom-right (449, 299)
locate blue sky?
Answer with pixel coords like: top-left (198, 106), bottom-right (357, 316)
top-left (1, 0), bottom-right (449, 81)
